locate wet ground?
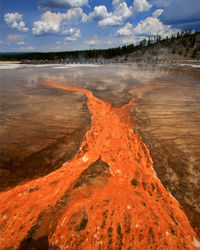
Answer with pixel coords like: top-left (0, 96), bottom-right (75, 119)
top-left (0, 63), bottom-right (200, 246)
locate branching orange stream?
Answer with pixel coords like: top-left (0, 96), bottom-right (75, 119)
top-left (0, 80), bottom-right (199, 249)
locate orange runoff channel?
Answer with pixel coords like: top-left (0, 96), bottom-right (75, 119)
top-left (0, 79), bottom-right (199, 249)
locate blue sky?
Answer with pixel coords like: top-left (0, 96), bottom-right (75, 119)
top-left (0, 0), bottom-right (200, 52)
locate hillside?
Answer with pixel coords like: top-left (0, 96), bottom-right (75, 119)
top-left (127, 32), bottom-right (200, 62)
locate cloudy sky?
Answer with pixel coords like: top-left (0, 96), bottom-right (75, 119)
top-left (0, 0), bottom-right (200, 52)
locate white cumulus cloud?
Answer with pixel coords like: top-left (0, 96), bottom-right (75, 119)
top-left (4, 12), bottom-right (28, 32)
top-left (89, 5), bottom-right (111, 22)
top-left (113, 1), bottom-right (132, 20)
top-left (113, 8), bottom-right (177, 46)
top-left (133, 0), bottom-right (152, 15)
top-left (32, 8), bottom-right (85, 36)
top-left (89, 2), bottom-right (132, 27)
top-left (64, 28), bottom-right (81, 40)
top-left (152, 9), bottom-right (164, 18)
top-left (89, 0), bottom-right (151, 27)
top-left (112, 0), bottom-right (122, 8)
top-left (38, 0), bottom-right (88, 9)
top-left (133, 12), bottom-right (177, 37)
top-left (99, 16), bottom-right (123, 27)
top-left (116, 22), bottom-right (133, 36)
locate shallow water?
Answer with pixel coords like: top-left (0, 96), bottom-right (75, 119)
top-left (0, 63), bottom-right (200, 241)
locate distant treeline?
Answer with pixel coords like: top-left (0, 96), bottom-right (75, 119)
top-left (0, 29), bottom-right (199, 61)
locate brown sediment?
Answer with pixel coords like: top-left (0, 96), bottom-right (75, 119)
top-left (130, 79), bottom-right (200, 238)
top-left (0, 79), bottom-right (199, 249)
top-left (0, 79), bottom-right (91, 191)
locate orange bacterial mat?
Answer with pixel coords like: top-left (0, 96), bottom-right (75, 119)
top-left (0, 80), bottom-right (199, 249)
